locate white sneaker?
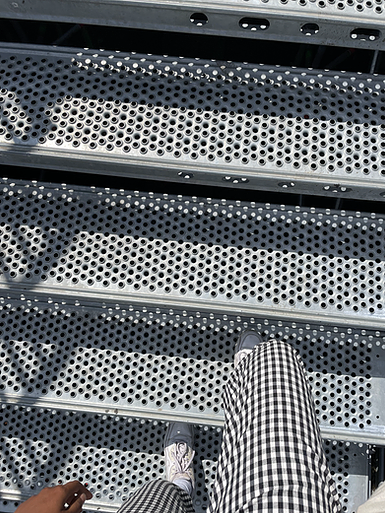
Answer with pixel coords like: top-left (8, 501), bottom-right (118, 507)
top-left (164, 422), bottom-right (195, 497)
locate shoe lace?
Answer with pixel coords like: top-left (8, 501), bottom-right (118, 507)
top-left (173, 442), bottom-right (195, 473)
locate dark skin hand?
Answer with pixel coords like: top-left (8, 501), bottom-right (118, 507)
top-left (14, 480), bottom-right (93, 513)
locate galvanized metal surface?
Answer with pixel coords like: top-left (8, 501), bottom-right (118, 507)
top-left (0, 6), bottom-right (380, 512)
top-left (0, 296), bottom-right (384, 445)
top-left (1, 179), bottom-right (385, 329)
top-left (0, 403), bottom-right (371, 513)
top-left (0, 407), bottom-right (220, 513)
top-left (1, 44), bottom-right (385, 200)
top-left (0, 0), bottom-right (384, 50)
top-left (0, 176), bottom-right (380, 511)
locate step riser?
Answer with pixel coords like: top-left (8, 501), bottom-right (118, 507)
top-left (0, 2), bottom-right (383, 50)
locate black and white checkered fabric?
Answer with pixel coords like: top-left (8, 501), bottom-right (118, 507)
top-left (208, 340), bottom-right (341, 513)
top-left (116, 479), bottom-right (195, 513)
top-left (116, 340), bottom-right (341, 513)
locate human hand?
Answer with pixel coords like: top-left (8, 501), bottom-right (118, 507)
top-left (14, 480), bottom-right (93, 513)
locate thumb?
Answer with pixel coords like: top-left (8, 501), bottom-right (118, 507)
top-left (67, 492), bottom-right (88, 513)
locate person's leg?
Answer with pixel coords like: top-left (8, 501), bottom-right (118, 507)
top-left (116, 479), bottom-right (194, 513)
top-left (208, 338), bottom-right (342, 513)
top-left (116, 423), bottom-right (195, 513)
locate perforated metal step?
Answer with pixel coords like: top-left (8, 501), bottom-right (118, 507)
top-left (0, 404), bottom-right (371, 513)
top-left (0, 296), bottom-right (384, 445)
top-left (0, 0), bottom-right (384, 50)
top-left (1, 179), bottom-right (385, 329)
top-left (1, 44), bottom-right (385, 201)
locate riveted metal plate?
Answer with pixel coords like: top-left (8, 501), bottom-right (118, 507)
top-left (0, 1), bottom-right (383, 50)
top-left (0, 297), bottom-right (384, 444)
top-left (1, 44), bottom-right (385, 200)
top-left (0, 404), bottom-right (370, 513)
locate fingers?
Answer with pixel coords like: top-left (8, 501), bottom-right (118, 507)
top-left (62, 481), bottom-right (93, 501)
top-left (66, 492), bottom-right (88, 513)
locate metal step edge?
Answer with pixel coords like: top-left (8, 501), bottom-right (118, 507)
top-left (3, 146), bottom-right (385, 203)
top-left (2, 283), bottom-right (385, 331)
top-left (1, 394), bottom-right (384, 445)
top-left (0, 0), bottom-right (383, 50)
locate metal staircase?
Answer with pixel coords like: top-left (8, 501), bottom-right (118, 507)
top-left (0, 3), bottom-right (384, 513)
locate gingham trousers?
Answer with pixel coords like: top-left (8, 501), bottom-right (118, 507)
top-left (117, 340), bottom-right (342, 513)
